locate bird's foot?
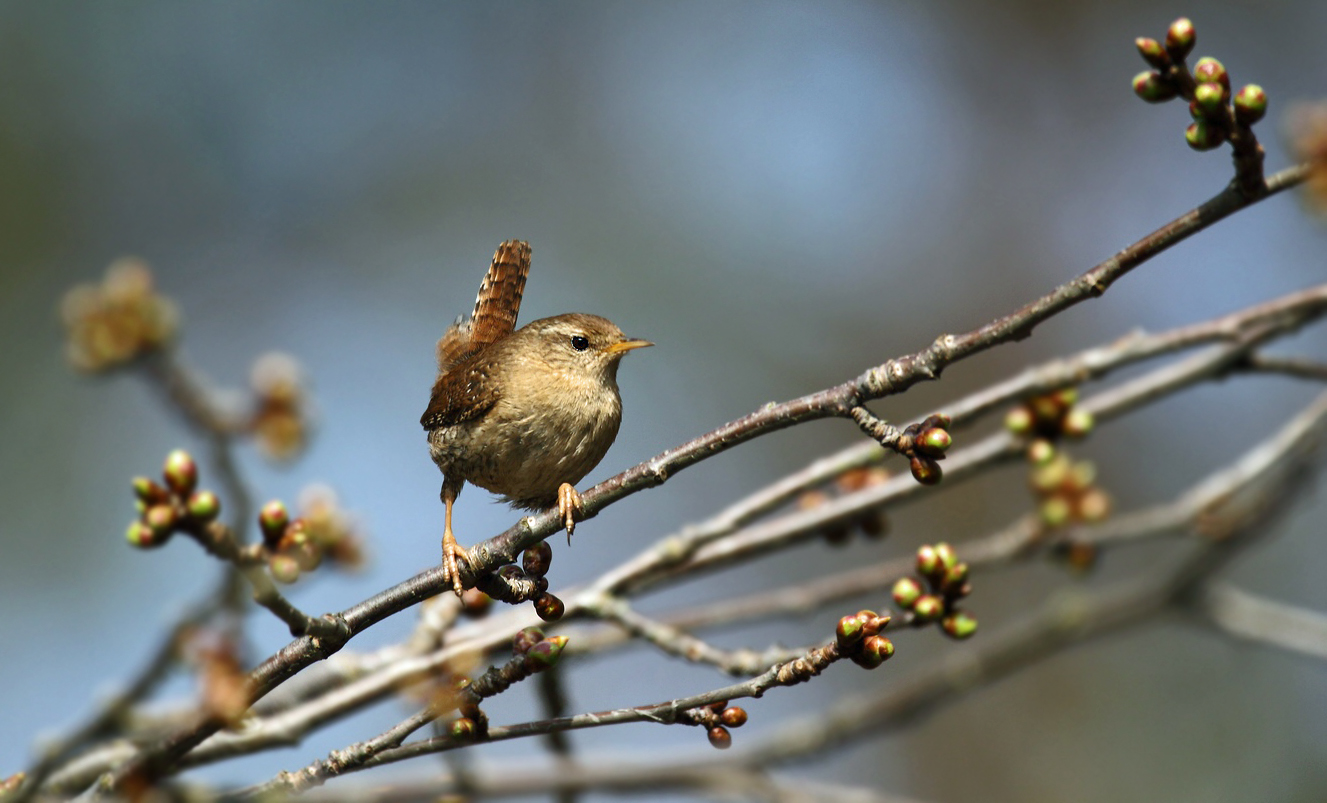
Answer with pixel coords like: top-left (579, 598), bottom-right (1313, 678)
top-left (556, 482), bottom-right (584, 545)
top-left (441, 528), bottom-right (469, 596)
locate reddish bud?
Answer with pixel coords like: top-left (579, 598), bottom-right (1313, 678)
top-left (1185, 120), bottom-right (1226, 152)
top-left (933, 542), bottom-right (957, 572)
top-left (915, 544), bottom-right (940, 577)
top-left (144, 504), bottom-right (178, 539)
top-left (522, 541), bottom-right (553, 578)
top-left (1192, 57), bottom-right (1229, 93)
top-left (707, 726), bottom-right (732, 749)
top-left (534, 592), bottom-right (565, 622)
top-left (449, 717), bottom-right (477, 740)
top-left (909, 455), bottom-right (942, 485)
top-left (132, 476), bottom-right (170, 505)
top-left (922, 412), bottom-right (951, 431)
top-left (162, 450), bottom-right (198, 496)
top-left (512, 626), bottom-right (546, 655)
top-left (836, 613), bottom-right (867, 649)
top-left (720, 707), bottom-right (748, 728)
top-left (942, 562), bottom-right (970, 592)
top-left (126, 520), bottom-right (166, 549)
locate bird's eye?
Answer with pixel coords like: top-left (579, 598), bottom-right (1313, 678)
top-left (570, 335), bottom-right (590, 351)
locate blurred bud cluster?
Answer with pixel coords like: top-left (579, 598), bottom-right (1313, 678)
top-left (61, 258), bottom-right (178, 372)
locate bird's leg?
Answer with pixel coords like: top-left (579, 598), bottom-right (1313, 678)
top-left (556, 482), bottom-right (584, 546)
top-left (441, 482), bottom-right (468, 596)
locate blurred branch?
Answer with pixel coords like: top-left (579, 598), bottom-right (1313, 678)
top-left (1197, 584), bottom-right (1327, 661)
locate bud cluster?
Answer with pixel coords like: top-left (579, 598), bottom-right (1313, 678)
top-left (892, 543), bottom-right (977, 639)
top-left (681, 700), bottom-right (750, 750)
top-left (446, 627), bottom-right (570, 741)
top-left (248, 352), bottom-right (313, 462)
top-left (1287, 102), bottom-right (1327, 217)
top-left (1004, 388), bottom-right (1094, 446)
top-left (834, 609), bottom-right (895, 668)
top-left (1004, 389), bottom-right (1111, 538)
top-left (1130, 17), bottom-right (1268, 153)
top-left (126, 450), bottom-right (220, 549)
top-left (478, 541), bottom-right (566, 620)
top-left (797, 466), bottom-right (891, 546)
top-left (259, 491), bottom-right (364, 584)
top-left (898, 413), bottom-right (953, 486)
top-left (61, 258), bottom-right (179, 372)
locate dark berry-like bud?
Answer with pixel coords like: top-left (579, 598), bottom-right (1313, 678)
top-left (269, 553), bottom-right (301, 584)
top-left (523, 634), bottom-right (569, 672)
top-left (912, 594), bottom-right (944, 623)
top-left (941, 610), bottom-right (979, 640)
top-left (1233, 84), bottom-right (1267, 125)
top-left (1192, 57), bottom-right (1229, 93)
top-left (915, 427), bottom-right (952, 458)
top-left (126, 520), bottom-right (165, 549)
top-left (512, 626), bottom-right (545, 655)
top-left (892, 576), bottom-right (923, 609)
top-left (1061, 408), bottom-right (1095, 438)
top-left (1004, 406), bottom-right (1034, 435)
top-left (522, 541), bottom-right (553, 578)
top-left (1135, 37), bottom-right (1168, 69)
top-left (708, 700), bottom-right (729, 713)
top-left (162, 450), bottom-right (198, 496)
top-left (132, 476), bottom-right (169, 505)
top-left (933, 542), bottom-right (957, 572)
top-left (1193, 82), bottom-right (1225, 115)
top-left (720, 707), bottom-right (748, 728)
top-left (915, 544), bottom-right (940, 577)
top-left (497, 564), bottom-right (528, 584)
top-left (1132, 71), bottom-right (1178, 103)
top-left (534, 592), bottom-right (565, 622)
top-left (186, 490), bottom-right (221, 522)
top-left (909, 455), bottom-right (942, 485)
top-left (258, 500), bottom-right (290, 547)
top-left (1165, 17), bottom-right (1195, 60)
top-left (922, 412), bottom-right (951, 431)
top-left (449, 717), bottom-right (477, 740)
top-left (460, 587), bottom-right (492, 616)
top-left (1185, 120), bottom-right (1226, 151)
top-left (707, 726), bottom-right (732, 749)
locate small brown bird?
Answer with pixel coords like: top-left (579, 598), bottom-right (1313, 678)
top-left (422, 241), bottom-right (652, 594)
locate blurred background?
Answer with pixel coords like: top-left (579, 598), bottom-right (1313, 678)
top-left (2, 2), bottom-right (1325, 800)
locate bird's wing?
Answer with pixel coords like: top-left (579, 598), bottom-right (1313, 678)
top-left (436, 240), bottom-right (531, 372)
top-left (421, 355), bottom-right (500, 430)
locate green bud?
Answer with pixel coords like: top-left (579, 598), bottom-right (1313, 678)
top-left (523, 634), bottom-right (569, 672)
top-left (915, 427), bottom-right (952, 458)
top-left (933, 542), bottom-right (957, 572)
top-left (269, 553), bottom-right (302, 584)
top-left (892, 576), bottom-right (923, 609)
top-left (941, 610), bottom-right (979, 640)
top-left (1193, 82), bottom-right (1225, 115)
top-left (836, 613), bottom-right (867, 649)
top-left (1184, 120), bottom-right (1226, 151)
top-left (1039, 496), bottom-right (1073, 528)
top-left (1026, 439), bottom-right (1056, 465)
top-left (1135, 37), bottom-right (1168, 69)
top-left (1192, 58), bottom-right (1228, 92)
top-left (132, 476), bottom-right (169, 504)
top-left (186, 490), bottom-right (221, 522)
top-left (1165, 17), bottom-right (1195, 60)
top-left (1062, 408), bottom-right (1095, 438)
top-left (162, 450), bottom-right (198, 496)
top-left (449, 717), bottom-right (477, 740)
top-left (912, 594), bottom-right (944, 623)
top-left (144, 504), bottom-right (178, 538)
top-left (915, 544), bottom-right (940, 577)
top-left (126, 520), bottom-right (166, 549)
top-left (943, 561), bottom-right (970, 592)
top-left (1132, 71), bottom-right (1178, 103)
top-left (1233, 84), bottom-right (1267, 125)
top-left (258, 500), bottom-right (290, 546)
top-left (1004, 406), bottom-right (1034, 435)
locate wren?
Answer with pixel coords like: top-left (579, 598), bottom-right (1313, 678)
top-left (421, 240), bottom-right (652, 595)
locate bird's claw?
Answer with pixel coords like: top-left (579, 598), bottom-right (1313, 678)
top-left (557, 483), bottom-right (584, 546)
top-left (441, 529), bottom-right (468, 596)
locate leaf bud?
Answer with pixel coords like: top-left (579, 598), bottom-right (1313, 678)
top-left (1135, 37), bottom-right (1169, 69)
top-left (1027, 438), bottom-right (1056, 465)
top-left (449, 717), bottom-right (477, 740)
top-left (1192, 82), bottom-right (1225, 115)
top-left (1004, 406), bottom-right (1034, 435)
top-left (707, 726), bottom-right (732, 749)
top-left (521, 541), bottom-right (553, 578)
top-left (269, 553), bottom-right (302, 584)
top-left (909, 455), bottom-right (942, 486)
top-left (162, 450), bottom-right (198, 496)
top-left (1039, 496), bottom-right (1073, 528)
top-left (915, 427), bottom-right (952, 458)
top-left (1192, 57), bottom-right (1229, 93)
top-left (1132, 71), bottom-right (1178, 103)
top-left (144, 504), bottom-right (178, 538)
top-left (836, 613), bottom-right (867, 649)
top-left (915, 544), bottom-right (940, 577)
top-left (892, 576), bottom-right (923, 609)
top-left (258, 500), bottom-right (290, 547)
top-left (512, 626), bottom-right (546, 655)
top-left (534, 592), bottom-right (566, 622)
top-left (186, 490), bottom-right (221, 522)
top-left (911, 594), bottom-right (944, 623)
top-left (126, 520), bottom-right (166, 549)
top-left (1165, 17), bottom-right (1195, 60)
top-left (941, 610), bottom-right (979, 640)
top-left (1062, 408), bottom-right (1095, 438)
top-left (1233, 84), bottom-right (1267, 125)
top-left (132, 476), bottom-right (170, 505)
top-left (720, 707), bottom-right (748, 728)
top-left (1185, 120), bottom-right (1226, 151)
top-left (933, 542), bottom-right (957, 571)
top-left (523, 634), bottom-right (569, 672)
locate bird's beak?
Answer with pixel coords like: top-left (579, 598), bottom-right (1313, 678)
top-left (606, 339), bottom-right (654, 355)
